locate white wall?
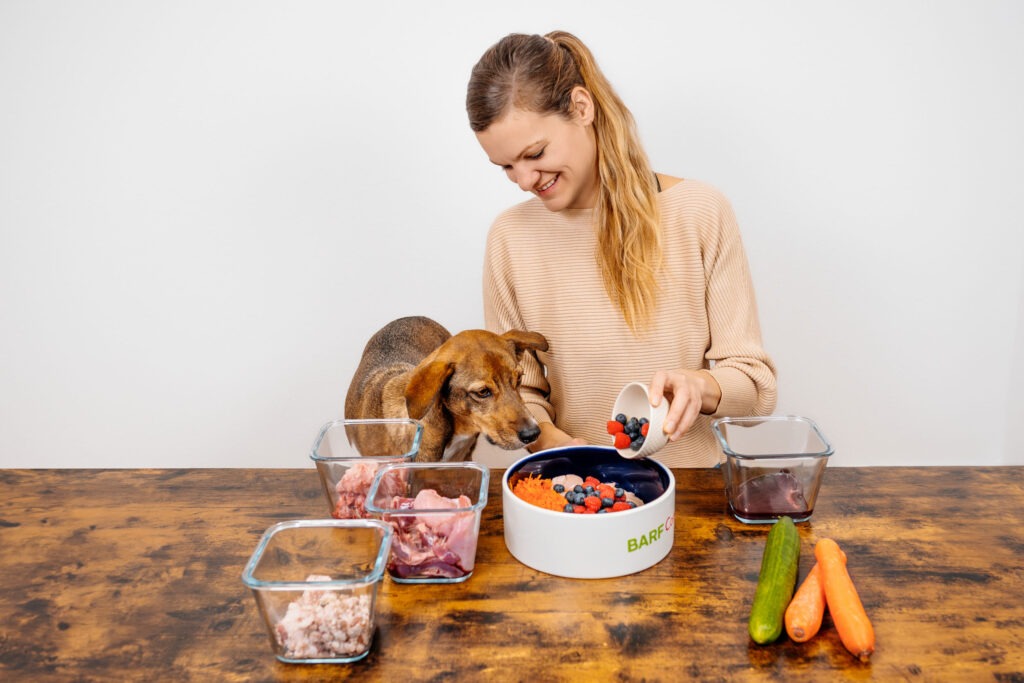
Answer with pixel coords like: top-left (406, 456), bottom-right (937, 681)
top-left (1, 1), bottom-right (1021, 468)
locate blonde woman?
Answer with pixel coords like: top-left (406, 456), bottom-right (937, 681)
top-left (466, 31), bottom-right (777, 467)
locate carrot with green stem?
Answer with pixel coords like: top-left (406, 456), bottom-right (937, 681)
top-left (784, 549), bottom-right (846, 643)
top-left (815, 538), bottom-right (875, 662)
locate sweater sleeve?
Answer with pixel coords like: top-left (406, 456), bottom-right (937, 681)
top-left (482, 217), bottom-right (556, 425)
top-left (699, 192), bottom-right (778, 417)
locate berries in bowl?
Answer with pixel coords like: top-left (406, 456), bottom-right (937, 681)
top-left (610, 382), bottom-right (669, 458)
top-left (502, 446), bottom-right (676, 579)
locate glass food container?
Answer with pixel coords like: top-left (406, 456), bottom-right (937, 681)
top-left (712, 415), bottom-right (833, 524)
top-left (310, 418), bottom-right (423, 519)
top-left (365, 461), bottom-right (489, 584)
top-left (242, 519), bottom-right (392, 664)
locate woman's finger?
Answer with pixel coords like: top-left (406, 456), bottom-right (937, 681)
top-left (648, 370), bottom-right (668, 407)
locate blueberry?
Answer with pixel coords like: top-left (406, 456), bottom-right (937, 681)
top-left (628, 501), bottom-right (637, 508)
top-left (630, 436), bottom-right (644, 451)
top-left (597, 508), bottom-right (608, 513)
top-left (639, 417), bottom-right (649, 425)
top-left (601, 497), bottom-right (614, 508)
top-left (615, 413), bottom-right (627, 424)
top-left (615, 487), bottom-right (625, 498)
top-left (584, 486), bottom-right (595, 495)
top-left (553, 483), bottom-right (564, 493)
top-left (573, 484), bottom-right (583, 494)
top-left (563, 503), bottom-right (575, 513)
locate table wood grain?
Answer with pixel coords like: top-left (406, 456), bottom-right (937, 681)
top-left (1, 467), bottom-right (1022, 682)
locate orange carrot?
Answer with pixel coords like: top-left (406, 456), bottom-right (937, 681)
top-left (815, 538), bottom-right (875, 662)
top-left (512, 475), bottom-right (567, 512)
top-left (784, 549), bottom-right (846, 643)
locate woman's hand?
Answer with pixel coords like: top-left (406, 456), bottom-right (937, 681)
top-left (648, 369), bottom-right (722, 441)
top-left (528, 422), bottom-right (588, 453)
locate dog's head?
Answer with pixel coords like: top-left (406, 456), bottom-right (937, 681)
top-left (403, 328), bottom-right (548, 461)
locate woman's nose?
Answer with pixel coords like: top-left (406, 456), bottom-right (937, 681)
top-left (510, 165), bottom-right (539, 192)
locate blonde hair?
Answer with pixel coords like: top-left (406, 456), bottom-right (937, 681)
top-left (467, 31), bottom-right (662, 333)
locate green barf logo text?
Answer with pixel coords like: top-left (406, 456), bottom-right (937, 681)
top-left (627, 523), bottom-right (665, 552)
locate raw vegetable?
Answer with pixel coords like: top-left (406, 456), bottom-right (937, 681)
top-left (815, 538), bottom-right (875, 662)
top-left (783, 549), bottom-right (846, 643)
top-left (748, 515), bottom-right (800, 644)
top-left (512, 475), bottom-right (570, 512)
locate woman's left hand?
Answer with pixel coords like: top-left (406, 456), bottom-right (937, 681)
top-left (648, 369), bottom-right (722, 441)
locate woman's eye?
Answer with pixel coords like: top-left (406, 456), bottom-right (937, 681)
top-left (527, 148), bottom-right (545, 160)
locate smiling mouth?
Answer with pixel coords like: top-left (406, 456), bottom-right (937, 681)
top-left (537, 175), bottom-right (557, 194)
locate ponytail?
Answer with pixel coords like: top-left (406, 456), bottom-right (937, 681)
top-left (545, 31), bottom-right (662, 333)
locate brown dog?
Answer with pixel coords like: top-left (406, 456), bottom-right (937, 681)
top-left (344, 316), bottom-right (549, 462)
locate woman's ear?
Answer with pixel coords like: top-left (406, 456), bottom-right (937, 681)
top-left (570, 86), bottom-right (595, 126)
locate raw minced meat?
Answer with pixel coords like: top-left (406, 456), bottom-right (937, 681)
top-left (333, 460), bottom-right (407, 519)
top-left (275, 574), bottom-right (373, 659)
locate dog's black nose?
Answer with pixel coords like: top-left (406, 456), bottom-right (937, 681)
top-left (519, 424), bottom-right (541, 445)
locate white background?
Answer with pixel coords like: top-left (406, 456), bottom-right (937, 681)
top-left (2, 1), bottom-right (1022, 469)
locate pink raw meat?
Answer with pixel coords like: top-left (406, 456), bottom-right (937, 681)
top-left (385, 489), bottom-right (479, 579)
top-left (333, 461), bottom-right (406, 519)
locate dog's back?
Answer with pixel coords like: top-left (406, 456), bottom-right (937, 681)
top-left (344, 316), bottom-right (451, 421)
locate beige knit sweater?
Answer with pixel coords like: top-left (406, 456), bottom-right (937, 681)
top-left (482, 179), bottom-right (777, 467)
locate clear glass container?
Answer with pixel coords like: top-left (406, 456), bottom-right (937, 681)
top-left (309, 418), bottom-right (423, 519)
top-left (712, 416), bottom-right (833, 524)
top-left (365, 461), bottom-right (489, 584)
top-left (241, 519), bottom-right (392, 664)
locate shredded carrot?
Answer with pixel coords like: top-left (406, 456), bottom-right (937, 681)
top-left (512, 475), bottom-right (568, 512)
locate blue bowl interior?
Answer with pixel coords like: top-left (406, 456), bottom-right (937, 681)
top-left (507, 446), bottom-right (669, 504)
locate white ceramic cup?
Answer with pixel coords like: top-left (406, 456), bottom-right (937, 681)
top-left (611, 382), bottom-right (669, 459)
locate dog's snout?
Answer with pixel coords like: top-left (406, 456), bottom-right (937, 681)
top-left (519, 423), bottom-right (541, 445)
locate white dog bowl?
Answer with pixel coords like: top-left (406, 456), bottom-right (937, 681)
top-left (502, 446), bottom-right (676, 579)
top-left (610, 382), bottom-right (669, 458)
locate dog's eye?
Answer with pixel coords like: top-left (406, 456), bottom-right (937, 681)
top-left (473, 388), bottom-right (492, 399)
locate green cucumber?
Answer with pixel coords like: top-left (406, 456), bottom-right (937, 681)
top-left (748, 515), bottom-right (800, 644)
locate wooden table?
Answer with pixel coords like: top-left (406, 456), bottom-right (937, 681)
top-left (1, 467), bottom-right (1022, 682)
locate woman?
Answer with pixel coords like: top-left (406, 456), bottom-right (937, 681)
top-left (466, 31), bottom-right (777, 467)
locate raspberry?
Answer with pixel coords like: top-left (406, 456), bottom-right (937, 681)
top-left (572, 505), bottom-right (586, 514)
top-left (611, 501), bottom-right (632, 512)
top-left (607, 420), bottom-right (625, 435)
top-left (641, 422), bottom-right (649, 437)
top-left (613, 432), bottom-right (631, 449)
top-left (584, 496), bottom-right (602, 512)
top-left (584, 476), bottom-right (601, 489)
top-left (597, 484), bottom-right (616, 500)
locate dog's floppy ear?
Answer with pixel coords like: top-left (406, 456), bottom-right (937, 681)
top-left (404, 360), bottom-right (454, 420)
top-left (500, 330), bottom-right (549, 357)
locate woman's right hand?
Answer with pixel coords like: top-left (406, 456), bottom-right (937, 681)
top-left (528, 422), bottom-right (588, 453)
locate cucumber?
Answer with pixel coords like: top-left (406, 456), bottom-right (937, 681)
top-left (748, 515), bottom-right (800, 644)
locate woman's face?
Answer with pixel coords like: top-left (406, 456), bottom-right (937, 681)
top-left (475, 90), bottom-right (598, 211)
